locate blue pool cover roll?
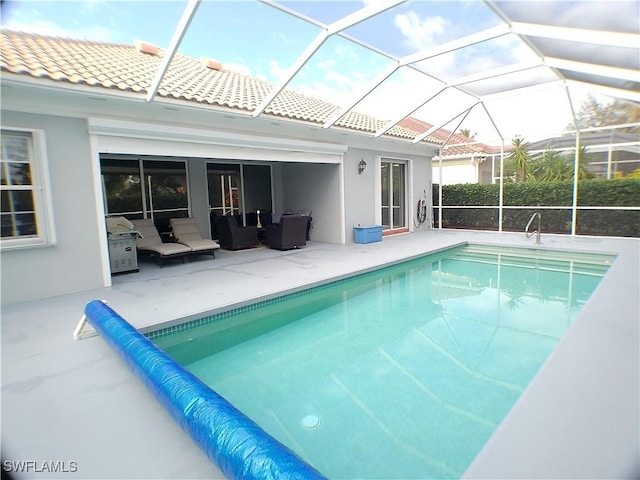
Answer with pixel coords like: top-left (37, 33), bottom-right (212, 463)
top-left (84, 300), bottom-right (326, 480)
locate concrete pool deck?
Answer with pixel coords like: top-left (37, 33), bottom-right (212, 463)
top-left (2, 229), bottom-right (638, 479)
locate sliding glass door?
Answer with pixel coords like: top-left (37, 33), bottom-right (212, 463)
top-left (380, 160), bottom-right (407, 231)
top-left (207, 162), bottom-right (272, 236)
top-left (207, 164), bottom-right (242, 218)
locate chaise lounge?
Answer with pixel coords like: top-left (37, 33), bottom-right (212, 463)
top-left (169, 217), bottom-right (221, 258)
top-left (130, 218), bottom-right (191, 266)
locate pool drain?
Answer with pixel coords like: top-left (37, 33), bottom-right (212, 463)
top-left (301, 415), bottom-right (320, 429)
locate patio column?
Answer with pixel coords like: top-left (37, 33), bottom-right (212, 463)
top-left (498, 142), bottom-right (505, 232)
top-left (438, 149), bottom-right (443, 230)
top-left (571, 131), bottom-right (580, 236)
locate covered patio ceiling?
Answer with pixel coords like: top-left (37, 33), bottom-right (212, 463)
top-left (150, 0), bottom-right (639, 145)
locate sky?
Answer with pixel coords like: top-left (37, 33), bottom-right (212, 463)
top-left (2, 0), bottom-right (637, 145)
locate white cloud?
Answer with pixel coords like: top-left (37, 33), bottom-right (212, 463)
top-left (318, 59), bottom-right (336, 69)
top-left (273, 31), bottom-right (296, 47)
top-left (2, 20), bottom-right (69, 37)
top-left (325, 70), bottom-right (356, 88)
top-left (394, 11), bottom-right (449, 51)
top-left (3, 18), bottom-right (118, 42)
top-left (267, 59), bottom-right (290, 83)
top-left (224, 63), bottom-right (252, 77)
top-left (497, 0), bottom-right (639, 34)
top-left (332, 43), bottom-right (359, 61)
top-left (1, 0), bottom-right (122, 41)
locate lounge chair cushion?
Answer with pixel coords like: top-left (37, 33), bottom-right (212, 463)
top-left (170, 217), bottom-right (221, 252)
top-left (130, 219), bottom-right (191, 262)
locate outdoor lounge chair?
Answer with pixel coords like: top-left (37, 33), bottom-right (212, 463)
top-left (169, 217), bottom-right (221, 258)
top-left (130, 218), bottom-right (191, 266)
top-left (263, 214), bottom-right (308, 250)
top-left (215, 215), bottom-right (259, 250)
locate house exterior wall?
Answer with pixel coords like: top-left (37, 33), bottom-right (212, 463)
top-left (185, 158), bottom-right (210, 237)
top-left (346, 148), bottom-right (432, 237)
top-left (345, 149), bottom-right (377, 233)
top-left (408, 150), bottom-right (433, 229)
top-left (1, 111), bottom-right (107, 304)
top-left (281, 163), bottom-right (343, 243)
top-left (1, 82), bottom-right (435, 304)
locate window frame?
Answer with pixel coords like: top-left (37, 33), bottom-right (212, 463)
top-left (380, 158), bottom-right (408, 231)
top-left (0, 127), bottom-right (56, 249)
top-left (100, 156), bottom-right (190, 222)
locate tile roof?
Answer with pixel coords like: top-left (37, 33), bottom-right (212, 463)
top-left (398, 117), bottom-right (505, 157)
top-left (1, 30), bottom-right (439, 144)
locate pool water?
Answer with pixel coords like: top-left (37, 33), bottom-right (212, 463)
top-left (153, 244), bottom-right (613, 479)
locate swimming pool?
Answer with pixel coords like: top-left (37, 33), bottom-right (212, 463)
top-left (152, 244), bottom-right (613, 479)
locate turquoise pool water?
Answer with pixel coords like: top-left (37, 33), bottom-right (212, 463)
top-left (153, 244), bottom-right (613, 479)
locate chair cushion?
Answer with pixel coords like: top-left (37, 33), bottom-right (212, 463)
top-left (182, 239), bottom-right (220, 251)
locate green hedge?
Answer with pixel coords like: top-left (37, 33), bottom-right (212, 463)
top-left (433, 178), bottom-right (640, 237)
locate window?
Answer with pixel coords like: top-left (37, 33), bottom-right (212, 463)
top-left (1, 129), bottom-right (55, 248)
top-left (101, 157), bottom-right (189, 234)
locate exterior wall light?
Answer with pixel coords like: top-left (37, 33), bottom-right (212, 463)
top-left (358, 159), bottom-right (367, 174)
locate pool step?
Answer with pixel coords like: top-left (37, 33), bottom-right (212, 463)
top-left (448, 245), bottom-right (614, 276)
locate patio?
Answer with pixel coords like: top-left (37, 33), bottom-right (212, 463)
top-left (2, 230), bottom-right (638, 479)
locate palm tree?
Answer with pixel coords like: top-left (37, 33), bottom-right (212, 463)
top-left (507, 136), bottom-right (531, 182)
top-left (575, 145), bottom-right (595, 180)
top-left (530, 149), bottom-right (571, 182)
top-left (459, 128), bottom-right (475, 139)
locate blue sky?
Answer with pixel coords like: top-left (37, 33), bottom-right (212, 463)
top-left (3, 1), bottom-right (503, 82)
top-left (2, 1), bottom-right (636, 143)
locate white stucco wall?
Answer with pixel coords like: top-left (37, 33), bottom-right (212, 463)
top-left (1, 111), bottom-right (106, 304)
top-left (344, 149), bottom-right (377, 233)
top-left (345, 148), bottom-right (432, 241)
top-left (184, 158), bottom-right (211, 237)
top-left (281, 163), bottom-right (343, 244)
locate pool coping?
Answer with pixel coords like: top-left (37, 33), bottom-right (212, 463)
top-left (2, 230), bottom-right (638, 479)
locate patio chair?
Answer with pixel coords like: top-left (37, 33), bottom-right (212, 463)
top-left (263, 214), bottom-right (308, 250)
top-left (215, 215), bottom-right (259, 250)
top-left (169, 217), bottom-right (221, 258)
top-left (130, 218), bottom-right (191, 266)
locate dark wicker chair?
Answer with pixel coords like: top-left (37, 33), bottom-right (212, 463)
top-left (215, 215), bottom-right (258, 250)
top-left (263, 214), bottom-right (308, 250)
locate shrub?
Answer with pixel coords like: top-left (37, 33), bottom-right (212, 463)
top-left (433, 178), bottom-right (640, 237)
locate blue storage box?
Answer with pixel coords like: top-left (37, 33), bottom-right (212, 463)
top-left (354, 225), bottom-right (383, 244)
